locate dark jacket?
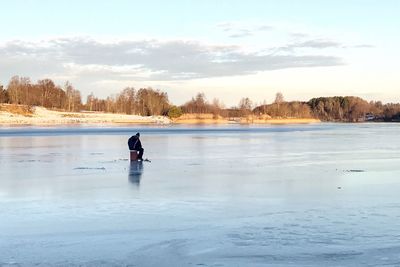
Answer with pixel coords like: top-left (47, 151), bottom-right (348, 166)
top-left (128, 136), bottom-right (142, 150)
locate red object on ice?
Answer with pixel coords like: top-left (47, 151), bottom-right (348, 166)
top-left (130, 150), bottom-right (138, 161)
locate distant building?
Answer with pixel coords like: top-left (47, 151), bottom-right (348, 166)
top-left (365, 113), bottom-right (375, 121)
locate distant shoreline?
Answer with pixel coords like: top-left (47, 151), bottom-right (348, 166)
top-left (172, 117), bottom-right (320, 125)
top-left (0, 105), bottom-right (320, 126)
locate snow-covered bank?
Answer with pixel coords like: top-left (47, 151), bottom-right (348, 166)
top-left (0, 105), bottom-right (171, 125)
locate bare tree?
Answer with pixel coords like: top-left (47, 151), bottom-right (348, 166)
top-left (0, 84), bottom-right (9, 103)
top-left (64, 82), bottom-right (75, 111)
top-left (116, 87), bottom-right (136, 114)
top-left (274, 92), bottom-right (284, 104)
top-left (72, 89), bottom-right (82, 111)
top-left (86, 93), bottom-right (95, 111)
top-left (7, 76), bottom-right (31, 104)
top-left (135, 88), bottom-right (169, 116)
top-left (182, 92), bottom-right (210, 114)
top-left (36, 79), bottom-right (66, 108)
top-left (238, 97), bottom-right (253, 117)
top-left (211, 98), bottom-right (224, 118)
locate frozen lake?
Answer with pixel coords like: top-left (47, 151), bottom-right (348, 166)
top-left (1, 123), bottom-right (400, 266)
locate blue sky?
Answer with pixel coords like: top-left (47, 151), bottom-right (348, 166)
top-left (1, 0), bottom-right (399, 105)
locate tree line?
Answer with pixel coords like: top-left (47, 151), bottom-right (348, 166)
top-left (0, 76), bottom-right (170, 116)
top-left (307, 96), bottom-right (400, 122)
top-left (84, 87), bottom-right (169, 116)
top-left (0, 76), bottom-right (82, 112)
top-left (1, 76), bottom-right (400, 121)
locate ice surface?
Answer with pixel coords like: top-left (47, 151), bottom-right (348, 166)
top-left (1, 124), bottom-right (400, 266)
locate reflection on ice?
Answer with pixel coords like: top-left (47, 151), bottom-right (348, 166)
top-left (128, 161), bottom-right (143, 186)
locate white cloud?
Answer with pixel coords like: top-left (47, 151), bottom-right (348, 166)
top-left (0, 37), bottom-right (343, 83)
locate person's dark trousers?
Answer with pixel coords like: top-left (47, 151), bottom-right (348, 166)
top-left (138, 148), bottom-right (144, 160)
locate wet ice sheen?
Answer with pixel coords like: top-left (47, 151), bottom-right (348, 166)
top-left (1, 123), bottom-right (400, 266)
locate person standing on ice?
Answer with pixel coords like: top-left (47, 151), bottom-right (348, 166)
top-left (128, 132), bottom-right (144, 161)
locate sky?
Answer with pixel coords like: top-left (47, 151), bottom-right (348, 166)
top-left (0, 0), bottom-right (399, 106)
